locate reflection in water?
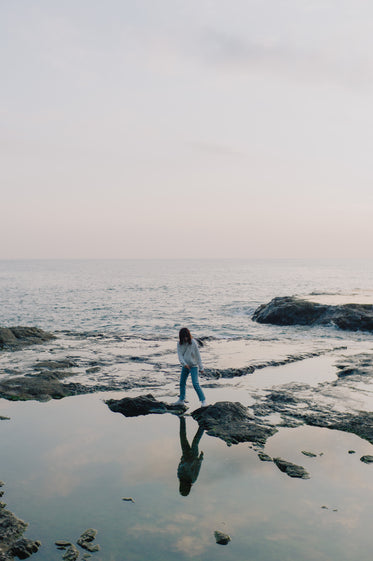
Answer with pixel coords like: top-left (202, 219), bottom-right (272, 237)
top-left (177, 416), bottom-right (204, 496)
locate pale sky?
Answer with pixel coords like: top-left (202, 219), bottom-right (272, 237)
top-left (2, 0), bottom-right (373, 259)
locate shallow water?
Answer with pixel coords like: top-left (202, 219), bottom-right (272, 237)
top-left (1, 388), bottom-right (373, 561)
top-left (1, 259), bottom-right (373, 560)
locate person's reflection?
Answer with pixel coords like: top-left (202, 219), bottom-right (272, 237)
top-left (177, 416), bottom-right (204, 496)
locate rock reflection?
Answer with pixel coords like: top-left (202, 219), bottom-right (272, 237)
top-left (177, 417), bottom-right (204, 496)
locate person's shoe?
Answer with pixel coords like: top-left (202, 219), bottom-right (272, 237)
top-left (200, 400), bottom-right (208, 407)
top-left (172, 399), bottom-right (185, 406)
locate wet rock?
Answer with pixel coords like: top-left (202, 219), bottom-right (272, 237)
top-left (360, 455), bottom-right (373, 464)
top-left (192, 402), bottom-right (277, 446)
top-left (335, 353), bottom-right (373, 379)
top-left (0, 486), bottom-right (40, 560)
top-left (252, 296), bottom-right (373, 332)
top-left (55, 541), bottom-right (71, 549)
top-left (62, 545), bottom-right (79, 561)
top-left (252, 368), bottom-right (373, 447)
top-left (0, 372), bottom-right (132, 402)
top-left (257, 452), bottom-right (272, 462)
top-left (0, 327), bottom-right (56, 350)
top-left (32, 359), bottom-right (77, 371)
top-left (273, 458), bottom-right (310, 479)
top-left (214, 531), bottom-right (231, 545)
top-left (0, 504), bottom-right (27, 545)
top-left (106, 394), bottom-right (187, 417)
top-left (8, 539), bottom-right (41, 559)
top-left (0, 373), bottom-right (75, 401)
top-left (77, 529), bottom-right (97, 544)
top-left (77, 529), bottom-right (100, 553)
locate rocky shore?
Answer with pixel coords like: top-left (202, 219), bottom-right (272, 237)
top-left (252, 296), bottom-right (373, 331)
top-left (0, 327), bottom-right (56, 350)
top-left (0, 482), bottom-right (41, 561)
top-left (105, 350), bottom-right (373, 480)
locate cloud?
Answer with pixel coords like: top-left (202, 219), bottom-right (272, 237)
top-left (196, 28), bottom-right (373, 89)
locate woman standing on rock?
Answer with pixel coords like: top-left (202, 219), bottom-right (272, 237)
top-left (173, 327), bottom-right (207, 407)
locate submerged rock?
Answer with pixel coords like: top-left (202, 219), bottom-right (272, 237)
top-left (0, 327), bottom-right (56, 350)
top-left (106, 394), bottom-right (187, 417)
top-left (252, 296), bottom-right (373, 332)
top-left (62, 545), bottom-right (79, 561)
top-left (214, 531), bottom-right (231, 545)
top-left (8, 539), bottom-right (41, 560)
top-left (273, 458), bottom-right (310, 479)
top-left (360, 455), bottom-right (373, 464)
top-left (192, 402), bottom-right (277, 446)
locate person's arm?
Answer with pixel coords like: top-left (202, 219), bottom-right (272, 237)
top-left (193, 339), bottom-right (204, 371)
top-left (177, 342), bottom-right (188, 367)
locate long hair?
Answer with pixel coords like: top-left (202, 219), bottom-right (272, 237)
top-left (179, 327), bottom-right (192, 345)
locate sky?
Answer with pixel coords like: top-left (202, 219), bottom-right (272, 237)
top-left (1, 0), bottom-right (373, 259)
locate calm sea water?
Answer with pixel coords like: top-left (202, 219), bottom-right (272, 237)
top-left (1, 259), bottom-right (373, 561)
top-left (1, 258), bottom-right (373, 338)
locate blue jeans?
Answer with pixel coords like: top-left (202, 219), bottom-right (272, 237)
top-left (179, 366), bottom-right (206, 402)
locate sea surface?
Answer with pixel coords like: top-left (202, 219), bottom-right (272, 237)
top-left (1, 259), bottom-right (373, 561)
top-left (1, 258), bottom-right (373, 337)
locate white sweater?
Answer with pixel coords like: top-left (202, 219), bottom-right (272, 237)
top-left (177, 339), bottom-right (203, 370)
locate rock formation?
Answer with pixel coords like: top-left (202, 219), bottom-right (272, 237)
top-left (252, 296), bottom-right (373, 332)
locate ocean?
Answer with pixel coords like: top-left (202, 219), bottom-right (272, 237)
top-left (1, 259), bottom-right (373, 561)
top-left (1, 258), bottom-right (373, 337)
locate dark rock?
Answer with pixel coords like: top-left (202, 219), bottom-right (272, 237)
top-left (268, 391), bottom-right (297, 404)
top-left (348, 450), bottom-right (356, 454)
top-left (0, 373), bottom-right (74, 401)
top-left (77, 529), bottom-right (96, 544)
top-left (77, 529), bottom-right (100, 552)
top-left (298, 410), bottom-right (373, 446)
top-left (273, 458), bottom-right (310, 479)
top-left (0, 327), bottom-right (56, 350)
top-left (32, 359), bottom-right (77, 371)
top-left (257, 452), bottom-right (272, 462)
top-left (0, 504), bottom-right (27, 545)
top-left (62, 545), bottom-right (79, 561)
top-left (106, 394), bottom-right (187, 417)
top-left (191, 402), bottom-right (277, 446)
top-left (55, 541), bottom-right (71, 548)
top-left (214, 531), bottom-right (231, 545)
top-left (0, 372), bottom-right (134, 402)
top-left (8, 539), bottom-right (41, 559)
top-left (0, 487), bottom-right (40, 560)
top-left (252, 296), bottom-right (373, 332)
top-left (301, 451), bottom-right (317, 458)
top-left (360, 455), bottom-right (373, 464)
top-left (335, 353), bottom-right (373, 379)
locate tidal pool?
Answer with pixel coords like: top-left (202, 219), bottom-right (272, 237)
top-left (0, 391), bottom-right (372, 561)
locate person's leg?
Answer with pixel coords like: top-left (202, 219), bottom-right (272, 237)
top-left (190, 367), bottom-right (206, 402)
top-left (179, 366), bottom-right (189, 401)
